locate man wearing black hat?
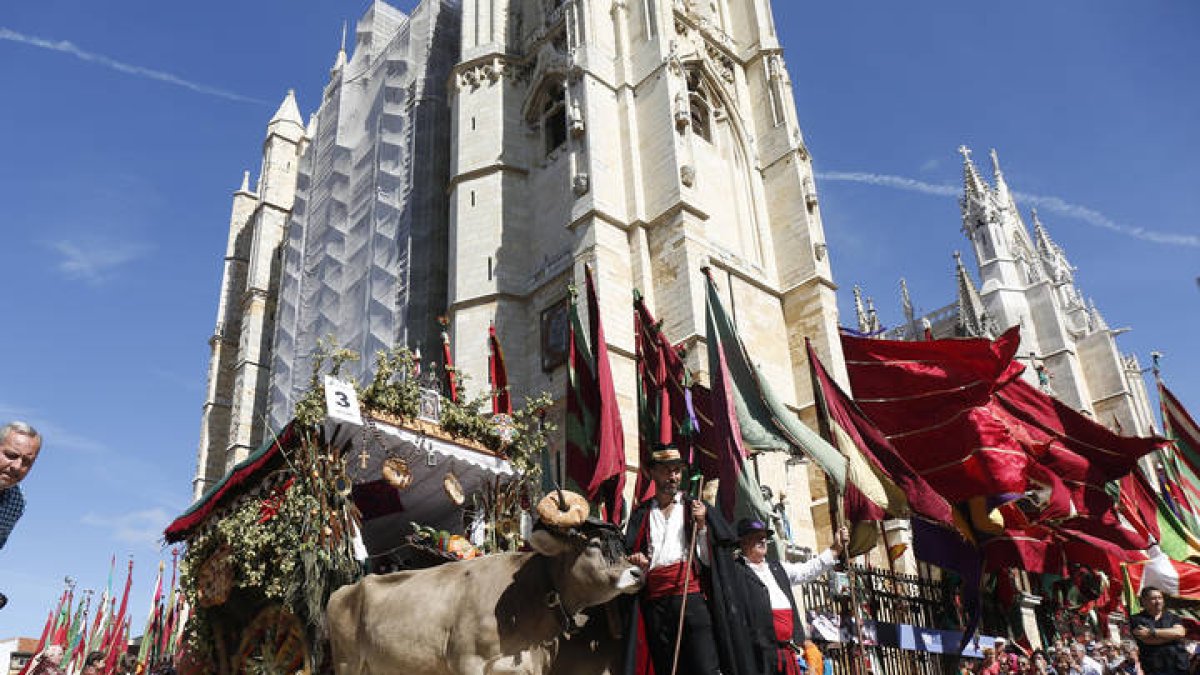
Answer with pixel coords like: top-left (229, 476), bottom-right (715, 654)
top-left (732, 518), bottom-right (848, 675)
top-left (624, 445), bottom-right (745, 675)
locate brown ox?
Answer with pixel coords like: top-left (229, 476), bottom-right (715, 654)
top-left (327, 526), bottom-right (643, 675)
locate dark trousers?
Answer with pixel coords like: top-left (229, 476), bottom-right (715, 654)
top-left (642, 592), bottom-right (721, 675)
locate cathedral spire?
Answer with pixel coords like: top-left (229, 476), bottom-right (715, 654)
top-left (1031, 208), bottom-right (1057, 257)
top-left (958, 145), bottom-right (988, 201)
top-left (866, 296), bottom-right (881, 334)
top-left (990, 148), bottom-right (1012, 206)
top-left (954, 251), bottom-right (997, 338)
top-left (331, 21), bottom-right (348, 74)
top-left (853, 285), bottom-right (872, 334)
top-left (237, 170), bottom-right (252, 194)
top-left (900, 278), bottom-right (914, 324)
top-left (269, 89), bottom-right (305, 130)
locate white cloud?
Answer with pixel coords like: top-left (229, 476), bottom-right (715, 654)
top-left (82, 508), bottom-right (172, 549)
top-left (48, 238), bottom-right (151, 285)
top-left (816, 170), bottom-right (1199, 248)
top-left (0, 26), bottom-right (266, 105)
top-left (817, 171), bottom-right (959, 197)
top-left (919, 158), bottom-right (941, 173)
top-left (1010, 190), bottom-right (1200, 248)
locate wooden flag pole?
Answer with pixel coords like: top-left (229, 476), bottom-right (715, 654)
top-left (808, 339), bottom-right (871, 675)
top-left (669, 475), bottom-right (705, 675)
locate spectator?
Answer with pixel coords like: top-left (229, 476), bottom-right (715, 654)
top-left (0, 421), bottom-right (42, 549)
top-left (1131, 586), bottom-right (1189, 675)
top-left (1026, 649), bottom-right (1052, 674)
top-left (982, 647), bottom-right (999, 675)
top-left (1052, 650), bottom-right (1078, 675)
top-left (1068, 641), bottom-right (1102, 675)
top-left (1111, 640), bottom-right (1144, 675)
top-left (81, 651), bottom-right (106, 675)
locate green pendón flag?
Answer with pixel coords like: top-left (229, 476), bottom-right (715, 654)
top-left (702, 270), bottom-right (847, 492)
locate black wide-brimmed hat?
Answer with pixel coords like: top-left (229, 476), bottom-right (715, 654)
top-left (736, 518), bottom-right (774, 539)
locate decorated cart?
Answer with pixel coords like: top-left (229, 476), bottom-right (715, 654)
top-left (165, 346), bottom-right (552, 674)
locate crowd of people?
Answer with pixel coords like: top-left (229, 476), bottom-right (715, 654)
top-left (960, 638), bottom-right (1146, 675)
top-left (956, 586), bottom-right (1198, 675)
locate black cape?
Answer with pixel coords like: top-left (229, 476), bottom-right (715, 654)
top-left (621, 496), bottom-right (755, 675)
top-left (730, 556), bottom-right (807, 675)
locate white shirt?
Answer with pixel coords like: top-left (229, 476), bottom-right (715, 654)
top-left (647, 493), bottom-right (710, 568)
top-left (746, 550), bottom-right (838, 610)
top-left (1077, 654), bottom-right (1103, 675)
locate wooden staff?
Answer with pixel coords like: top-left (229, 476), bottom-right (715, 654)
top-left (670, 476), bottom-right (705, 675)
top-left (808, 343), bottom-right (871, 675)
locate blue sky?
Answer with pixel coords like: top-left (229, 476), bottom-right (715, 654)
top-left (1, 1), bottom-right (1196, 637)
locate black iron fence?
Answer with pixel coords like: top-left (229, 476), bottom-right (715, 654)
top-left (794, 562), bottom-right (963, 675)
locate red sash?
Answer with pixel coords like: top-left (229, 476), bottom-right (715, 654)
top-left (771, 609), bottom-right (801, 675)
top-left (645, 561), bottom-right (702, 600)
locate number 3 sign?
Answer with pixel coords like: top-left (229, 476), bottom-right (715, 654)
top-left (324, 375), bottom-right (363, 426)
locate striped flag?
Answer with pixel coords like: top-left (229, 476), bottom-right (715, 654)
top-left (64, 593), bottom-right (90, 668)
top-left (103, 559), bottom-right (134, 673)
top-left (1123, 551), bottom-right (1200, 610)
top-left (136, 561), bottom-right (164, 672)
top-left (51, 587), bottom-right (73, 647)
top-left (564, 266), bottom-right (626, 524)
top-left (633, 292), bottom-right (695, 503)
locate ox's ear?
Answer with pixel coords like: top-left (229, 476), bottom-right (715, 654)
top-left (528, 529), bottom-right (571, 557)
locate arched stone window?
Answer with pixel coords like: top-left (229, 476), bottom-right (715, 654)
top-left (687, 71), bottom-right (713, 143)
top-left (541, 86), bottom-right (567, 155)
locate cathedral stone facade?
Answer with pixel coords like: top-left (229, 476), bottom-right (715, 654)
top-left (193, 0), bottom-right (844, 552)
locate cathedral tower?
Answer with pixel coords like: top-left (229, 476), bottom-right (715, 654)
top-left (194, 91), bottom-right (307, 498)
top-left (447, 0), bottom-right (843, 544)
top-left (194, 0), bottom-right (845, 551)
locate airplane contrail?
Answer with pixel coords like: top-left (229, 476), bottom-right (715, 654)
top-left (817, 170), bottom-right (1198, 248)
top-left (0, 27), bottom-right (268, 105)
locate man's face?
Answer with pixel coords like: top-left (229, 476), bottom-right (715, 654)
top-left (0, 431), bottom-right (40, 490)
top-left (1143, 589), bottom-right (1166, 614)
top-left (82, 662), bottom-right (101, 675)
top-left (740, 532), bottom-right (769, 562)
top-left (650, 462), bottom-right (683, 497)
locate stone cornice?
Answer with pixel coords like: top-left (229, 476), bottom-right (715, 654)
top-left (447, 163), bottom-right (530, 193)
top-left (637, 199), bottom-right (711, 231)
top-left (706, 255), bottom-right (780, 299)
top-left (447, 291), bottom-right (531, 314)
top-left (567, 207), bottom-right (630, 233)
top-left (780, 272), bottom-right (838, 297)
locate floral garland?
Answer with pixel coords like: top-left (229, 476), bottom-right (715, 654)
top-left (181, 338), bottom-right (554, 666)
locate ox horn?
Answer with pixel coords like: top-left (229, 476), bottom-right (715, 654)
top-left (555, 483), bottom-right (568, 512)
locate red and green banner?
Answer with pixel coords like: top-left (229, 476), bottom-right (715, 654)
top-left (633, 292), bottom-right (695, 503)
top-left (1163, 382), bottom-right (1200, 476)
top-left (564, 265), bottom-right (626, 524)
top-left (701, 271), bottom-right (775, 524)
